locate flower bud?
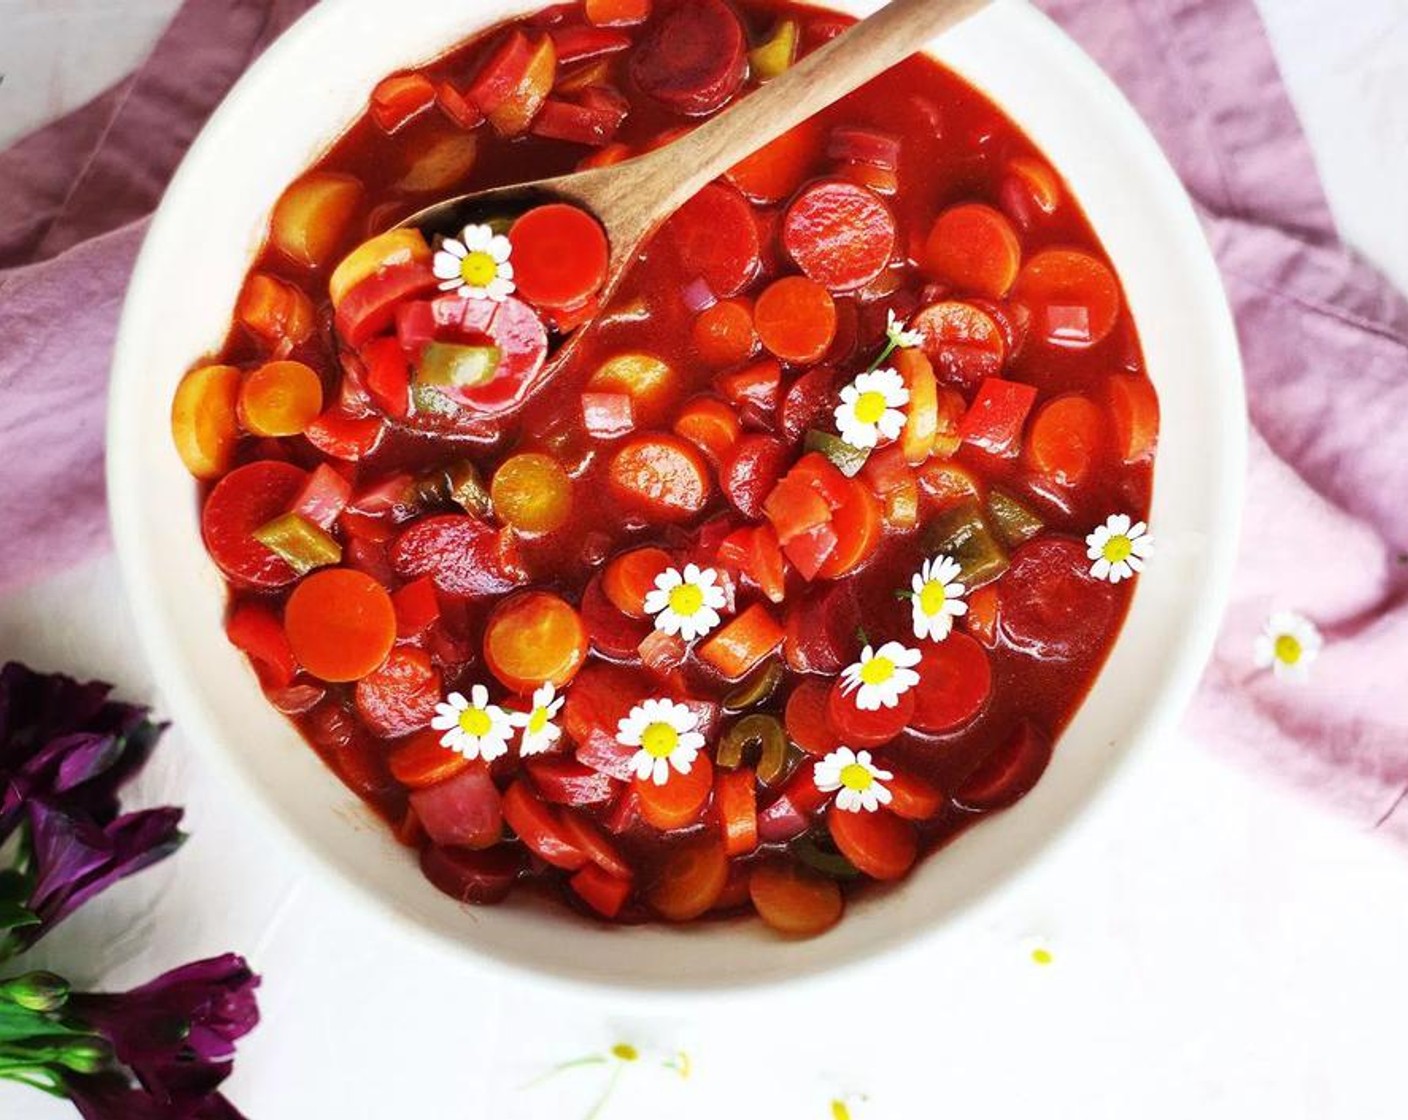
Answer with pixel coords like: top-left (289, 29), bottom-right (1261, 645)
top-left (0, 971), bottom-right (70, 1013)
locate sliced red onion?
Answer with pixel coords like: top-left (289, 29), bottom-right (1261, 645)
top-left (827, 125), bottom-right (901, 170)
top-left (680, 275), bottom-right (719, 312)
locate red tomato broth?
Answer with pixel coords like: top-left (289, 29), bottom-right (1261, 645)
top-left (181, 0), bottom-right (1156, 933)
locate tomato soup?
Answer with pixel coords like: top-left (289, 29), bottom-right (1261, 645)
top-left (171, 0), bottom-right (1158, 936)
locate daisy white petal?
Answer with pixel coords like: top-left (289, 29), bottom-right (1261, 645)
top-left (1086, 514), bottom-right (1153, 584)
top-left (646, 565), bottom-right (728, 643)
top-left (1254, 611), bottom-right (1322, 682)
top-left (814, 747), bottom-right (892, 813)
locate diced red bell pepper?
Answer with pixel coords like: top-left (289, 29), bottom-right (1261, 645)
top-left (569, 862), bottom-right (632, 918)
top-left (717, 527), bottom-right (754, 571)
top-left (581, 391), bottom-right (635, 438)
top-left (958, 377), bottom-right (1039, 457)
top-left (436, 81), bottom-right (484, 130)
top-left (371, 73), bottom-right (437, 134)
top-left (748, 524), bottom-right (788, 603)
top-left (697, 603), bottom-right (785, 680)
top-left (467, 30), bottom-right (534, 115)
top-left (551, 25), bottom-right (632, 63)
top-left (226, 602), bottom-right (297, 689)
top-left (530, 98), bottom-right (626, 146)
top-left (718, 358), bottom-right (782, 416)
top-left (292, 463), bottom-right (353, 531)
top-left (782, 521), bottom-right (839, 581)
top-left (360, 336), bottom-right (411, 419)
top-left (763, 475), bottom-right (832, 545)
top-left (391, 576), bottom-right (440, 639)
top-left (788, 452), bottom-right (851, 511)
top-left (603, 787), bottom-right (642, 834)
top-left (335, 262), bottom-right (440, 348)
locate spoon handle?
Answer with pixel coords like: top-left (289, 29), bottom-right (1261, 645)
top-left (618, 0), bottom-right (992, 234)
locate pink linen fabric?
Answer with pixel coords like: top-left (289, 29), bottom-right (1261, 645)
top-left (2, 0), bottom-right (1405, 834)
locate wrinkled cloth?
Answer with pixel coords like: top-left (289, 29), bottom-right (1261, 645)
top-left (1, 0), bottom-right (1405, 835)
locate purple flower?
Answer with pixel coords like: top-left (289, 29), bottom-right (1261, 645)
top-left (8, 799), bottom-right (185, 950)
top-left (68, 955), bottom-right (260, 1109)
top-left (0, 662), bottom-right (164, 838)
top-left (64, 1073), bottom-right (248, 1120)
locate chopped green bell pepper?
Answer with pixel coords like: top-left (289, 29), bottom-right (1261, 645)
top-left (252, 512), bottom-right (341, 576)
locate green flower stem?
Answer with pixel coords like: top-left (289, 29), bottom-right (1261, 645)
top-left (0, 1065), bottom-right (66, 1097)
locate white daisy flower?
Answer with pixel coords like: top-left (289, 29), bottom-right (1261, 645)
top-left (814, 747), bottom-right (894, 813)
top-left (642, 563), bottom-right (728, 642)
top-left (840, 641), bottom-right (922, 711)
top-left (1253, 610), bottom-right (1322, 683)
top-left (834, 366), bottom-right (909, 450)
top-left (910, 554), bottom-right (968, 642)
top-left (432, 223), bottom-right (515, 302)
top-left (430, 684), bottom-right (515, 761)
top-left (512, 682), bottom-right (565, 756)
top-left (885, 308), bottom-right (924, 351)
top-left (616, 698), bottom-right (705, 786)
top-left (1086, 513), bottom-right (1154, 583)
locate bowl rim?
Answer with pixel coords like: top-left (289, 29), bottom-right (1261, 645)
top-left (107, 0), bottom-right (1245, 1004)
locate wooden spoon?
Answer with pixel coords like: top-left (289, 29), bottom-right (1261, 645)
top-left (401, 0), bottom-right (992, 374)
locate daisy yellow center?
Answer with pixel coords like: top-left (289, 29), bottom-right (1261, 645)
top-left (853, 390), bottom-right (889, 425)
top-left (528, 707), bottom-right (549, 734)
top-left (641, 722), bottom-right (679, 759)
top-left (460, 250), bottom-right (498, 287)
top-left (668, 583), bottom-right (704, 616)
top-left (1102, 534), bottom-right (1134, 563)
top-left (919, 579), bottom-right (947, 616)
top-left (839, 762), bottom-right (875, 792)
top-left (459, 707), bottom-right (493, 737)
top-left (859, 656), bottom-right (895, 686)
top-left (1274, 634), bottom-right (1303, 666)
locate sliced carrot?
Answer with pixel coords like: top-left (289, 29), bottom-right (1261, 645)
top-left (754, 276), bottom-right (837, 363)
top-left (933, 386), bottom-right (968, 458)
top-left (238, 360), bottom-right (324, 438)
top-left (884, 770), bottom-right (944, 822)
top-left (354, 646), bottom-right (442, 737)
top-left (692, 298), bottom-right (758, 368)
top-left (672, 396), bottom-right (741, 464)
top-left (923, 203), bottom-right (1023, 299)
top-left (882, 478), bottom-right (920, 531)
top-left (828, 806), bottom-right (917, 881)
top-left (783, 179), bottom-right (896, 292)
top-left (607, 434), bottom-right (712, 521)
top-left (726, 120), bottom-right (821, 204)
top-left (815, 479), bottom-right (881, 579)
top-left (749, 859), bottom-right (843, 936)
top-left (602, 546), bottom-right (674, 618)
top-left (283, 568), bottom-right (397, 683)
top-left (667, 183), bottom-right (761, 297)
top-left (389, 729), bottom-right (471, 789)
top-left (171, 364), bottom-right (242, 480)
top-left (587, 352), bottom-right (679, 426)
top-left (236, 274), bottom-right (317, 351)
top-left (635, 752), bottom-right (714, 832)
top-left (1012, 249), bottom-right (1122, 349)
top-left (1025, 394), bottom-right (1105, 487)
top-left (271, 173), bottom-right (363, 270)
top-left (491, 452), bottom-right (573, 534)
top-left (964, 584), bottom-right (1000, 647)
top-left (484, 591), bottom-right (588, 691)
top-left (486, 34), bottom-right (556, 136)
top-left (698, 603), bottom-right (785, 680)
top-left (784, 678), bottom-right (839, 756)
top-left (329, 229), bottom-right (431, 307)
top-left (509, 203), bottom-right (610, 310)
top-left (1107, 373), bottom-right (1160, 464)
top-left (585, 0), bottom-right (651, 25)
top-left (715, 766), bottom-right (759, 856)
top-left (645, 833), bottom-right (728, 920)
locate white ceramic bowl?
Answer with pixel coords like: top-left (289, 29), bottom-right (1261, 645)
top-left (108, 0), bottom-right (1244, 997)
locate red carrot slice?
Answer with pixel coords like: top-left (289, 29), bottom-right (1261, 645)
top-left (630, 0), bottom-right (747, 116)
top-left (754, 276), bottom-right (837, 363)
top-left (923, 203), bottom-right (1023, 299)
top-left (509, 204), bottom-right (610, 310)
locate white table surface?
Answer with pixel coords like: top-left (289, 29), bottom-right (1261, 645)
top-left (2, 2), bottom-right (1407, 1116)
